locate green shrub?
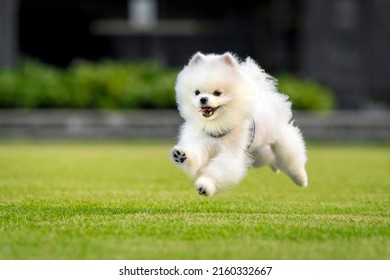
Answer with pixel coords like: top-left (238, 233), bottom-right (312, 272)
top-left (0, 60), bottom-right (334, 111)
top-left (0, 60), bottom-right (70, 108)
top-left (276, 74), bottom-right (335, 111)
top-left (0, 59), bottom-right (178, 109)
top-left (65, 60), bottom-right (177, 109)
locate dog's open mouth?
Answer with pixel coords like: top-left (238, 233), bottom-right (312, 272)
top-left (198, 106), bottom-right (219, 118)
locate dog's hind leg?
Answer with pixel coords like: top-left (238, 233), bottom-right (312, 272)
top-left (252, 145), bottom-right (280, 173)
top-left (271, 124), bottom-right (308, 187)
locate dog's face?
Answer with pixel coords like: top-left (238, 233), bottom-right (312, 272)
top-left (175, 52), bottom-right (252, 128)
top-left (193, 85), bottom-right (229, 120)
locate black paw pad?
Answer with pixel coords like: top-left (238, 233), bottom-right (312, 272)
top-left (198, 187), bottom-right (207, 196)
top-left (172, 149), bottom-right (187, 164)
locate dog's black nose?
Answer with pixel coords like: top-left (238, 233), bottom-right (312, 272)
top-left (200, 97), bottom-right (208, 105)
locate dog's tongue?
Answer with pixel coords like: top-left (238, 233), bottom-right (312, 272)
top-left (199, 107), bottom-right (212, 114)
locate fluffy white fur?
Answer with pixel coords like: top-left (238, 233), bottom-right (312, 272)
top-left (171, 52), bottom-right (308, 196)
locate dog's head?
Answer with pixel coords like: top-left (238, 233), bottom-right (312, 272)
top-left (175, 52), bottom-right (253, 131)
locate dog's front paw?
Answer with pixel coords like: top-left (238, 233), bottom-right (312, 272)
top-left (195, 177), bottom-right (216, 197)
top-left (171, 146), bottom-right (188, 164)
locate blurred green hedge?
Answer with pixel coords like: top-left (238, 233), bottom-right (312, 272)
top-left (0, 59), bottom-right (177, 109)
top-left (276, 74), bottom-right (335, 111)
top-left (0, 59), bottom-right (335, 111)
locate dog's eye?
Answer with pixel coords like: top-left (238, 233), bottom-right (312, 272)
top-left (213, 90), bottom-right (222, 96)
top-left (195, 90), bottom-right (200, 96)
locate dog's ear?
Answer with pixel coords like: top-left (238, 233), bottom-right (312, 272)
top-left (189, 52), bottom-right (204, 65)
top-left (221, 52), bottom-right (237, 67)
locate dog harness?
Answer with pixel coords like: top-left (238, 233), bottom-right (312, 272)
top-left (204, 115), bottom-right (256, 150)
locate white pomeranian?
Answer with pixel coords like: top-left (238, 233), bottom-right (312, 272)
top-left (171, 52), bottom-right (308, 196)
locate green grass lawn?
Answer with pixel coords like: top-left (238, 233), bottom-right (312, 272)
top-left (0, 142), bottom-right (389, 260)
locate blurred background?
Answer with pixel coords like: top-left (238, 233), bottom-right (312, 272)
top-left (0, 0), bottom-right (389, 140)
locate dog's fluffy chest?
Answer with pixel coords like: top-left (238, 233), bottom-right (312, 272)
top-left (201, 120), bottom-right (253, 153)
